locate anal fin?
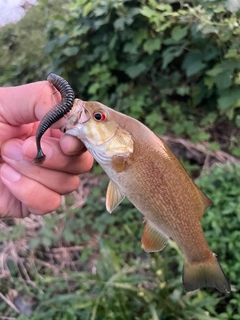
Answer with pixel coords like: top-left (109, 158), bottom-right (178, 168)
top-left (106, 180), bottom-right (125, 213)
top-left (142, 220), bottom-right (169, 252)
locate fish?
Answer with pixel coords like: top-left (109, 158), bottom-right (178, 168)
top-left (61, 98), bottom-right (230, 294)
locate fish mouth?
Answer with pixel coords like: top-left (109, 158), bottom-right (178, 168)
top-left (61, 103), bottom-right (91, 132)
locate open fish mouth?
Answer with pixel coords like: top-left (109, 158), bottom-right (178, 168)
top-left (61, 104), bottom-right (91, 132)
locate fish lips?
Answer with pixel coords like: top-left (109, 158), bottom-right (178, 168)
top-left (61, 105), bottom-right (91, 133)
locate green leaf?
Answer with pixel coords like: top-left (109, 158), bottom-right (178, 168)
top-left (204, 76), bottom-right (215, 89)
top-left (83, 2), bottom-right (93, 15)
top-left (197, 132), bottom-right (211, 141)
top-left (114, 17), bottom-right (125, 30)
top-left (145, 111), bottom-right (163, 127)
top-left (123, 42), bottom-right (138, 55)
top-left (203, 45), bottom-right (218, 61)
top-left (208, 142), bottom-right (220, 151)
top-left (171, 26), bottom-right (188, 41)
top-left (206, 64), bottom-right (223, 77)
top-left (62, 46), bottom-right (79, 56)
top-left (182, 52), bottom-right (206, 77)
top-left (200, 112), bottom-right (217, 126)
top-left (162, 46), bottom-right (183, 69)
top-left (185, 60), bottom-right (206, 77)
top-left (231, 147), bottom-right (240, 157)
top-left (201, 25), bottom-right (218, 35)
top-left (176, 86), bottom-right (189, 96)
top-left (88, 82), bottom-right (100, 94)
top-left (125, 63), bottom-right (147, 79)
top-left (143, 38), bottom-right (161, 55)
top-left (218, 95), bottom-right (234, 111)
top-left (140, 6), bottom-right (156, 18)
top-left (224, 48), bottom-right (239, 59)
top-left (216, 71), bottom-right (232, 90)
top-left (218, 89), bottom-right (240, 114)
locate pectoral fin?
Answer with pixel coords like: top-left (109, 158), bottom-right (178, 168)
top-left (106, 180), bottom-right (125, 213)
top-left (111, 154), bottom-right (130, 172)
top-left (142, 220), bottom-right (169, 252)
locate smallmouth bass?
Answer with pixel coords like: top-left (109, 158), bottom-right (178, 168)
top-left (61, 99), bottom-right (230, 293)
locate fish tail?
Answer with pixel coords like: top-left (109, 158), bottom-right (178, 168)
top-left (183, 253), bottom-right (230, 293)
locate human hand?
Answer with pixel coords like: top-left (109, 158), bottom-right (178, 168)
top-left (0, 81), bottom-right (94, 218)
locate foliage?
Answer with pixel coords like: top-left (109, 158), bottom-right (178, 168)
top-left (196, 164), bottom-right (240, 319)
top-left (0, 164), bottom-right (240, 319)
top-left (45, 0), bottom-right (240, 155)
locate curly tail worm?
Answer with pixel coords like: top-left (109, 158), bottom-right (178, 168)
top-left (33, 73), bottom-right (75, 164)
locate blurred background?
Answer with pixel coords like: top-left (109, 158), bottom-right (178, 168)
top-left (1, 0), bottom-right (240, 319)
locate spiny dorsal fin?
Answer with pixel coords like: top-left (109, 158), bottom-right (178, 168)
top-left (142, 220), bottom-right (169, 252)
top-left (106, 180), bottom-right (125, 213)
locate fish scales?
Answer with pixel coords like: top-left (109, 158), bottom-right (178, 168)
top-left (119, 138), bottom-right (211, 257)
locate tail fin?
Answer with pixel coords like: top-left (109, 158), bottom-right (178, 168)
top-left (183, 254), bottom-right (230, 293)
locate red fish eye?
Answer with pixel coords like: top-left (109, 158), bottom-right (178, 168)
top-left (93, 112), bottom-right (106, 121)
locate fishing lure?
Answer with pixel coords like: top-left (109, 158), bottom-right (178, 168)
top-left (33, 73), bottom-right (75, 164)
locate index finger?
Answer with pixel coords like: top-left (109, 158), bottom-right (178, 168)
top-left (0, 81), bottom-right (62, 126)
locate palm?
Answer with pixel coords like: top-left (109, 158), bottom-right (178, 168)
top-left (0, 121), bottom-right (37, 217)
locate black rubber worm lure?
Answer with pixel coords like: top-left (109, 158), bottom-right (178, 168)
top-left (33, 73), bottom-right (75, 164)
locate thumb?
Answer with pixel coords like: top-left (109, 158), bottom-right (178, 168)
top-left (0, 81), bottom-right (61, 126)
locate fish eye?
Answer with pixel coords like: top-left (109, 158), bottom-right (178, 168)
top-left (93, 112), bottom-right (106, 121)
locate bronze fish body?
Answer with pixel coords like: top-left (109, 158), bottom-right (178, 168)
top-left (62, 99), bottom-right (230, 293)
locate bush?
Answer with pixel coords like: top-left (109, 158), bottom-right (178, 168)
top-left (46, 0), bottom-right (240, 155)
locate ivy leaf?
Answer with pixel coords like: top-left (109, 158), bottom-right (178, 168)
top-left (197, 132), bottom-right (211, 141)
top-left (140, 6), bottom-right (156, 18)
top-left (218, 89), bottom-right (240, 113)
top-left (182, 52), bottom-right (206, 77)
top-left (171, 26), bottom-right (188, 41)
top-left (62, 46), bottom-right (79, 56)
top-left (203, 45), bottom-right (218, 61)
top-left (216, 71), bottom-right (232, 90)
top-left (201, 25), bottom-right (218, 35)
top-left (162, 46), bottom-right (183, 69)
top-left (125, 63), bottom-right (147, 79)
top-left (123, 42), bottom-right (138, 54)
top-left (88, 82), bottom-right (100, 94)
top-left (206, 64), bottom-right (223, 77)
top-left (143, 38), bottom-right (161, 55)
top-left (114, 17), bottom-right (125, 30)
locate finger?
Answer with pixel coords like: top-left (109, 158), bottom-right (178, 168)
top-left (0, 174), bottom-right (30, 218)
top-left (0, 164), bottom-right (61, 215)
top-left (22, 136), bottom-right (94, 174)
top-left (60, 134), bottom-right (87, 155)
top-left (0, 81), bottom-right (65, 127)
top-left (2, 139), bottom-right (80, 194)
